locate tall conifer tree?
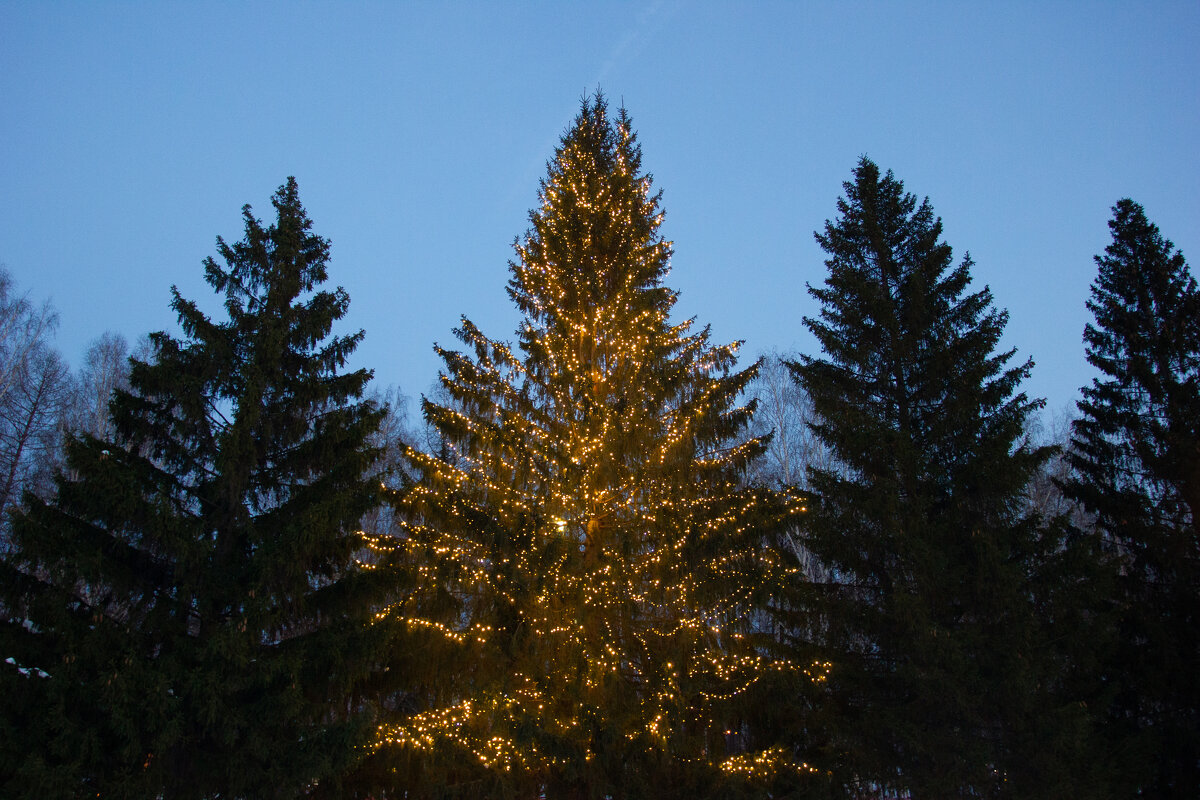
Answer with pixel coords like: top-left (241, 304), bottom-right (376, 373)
top-left (0, 179), bottom-right (389, 798)
top-left (369, 95), bottom-right (811, 798)
top-left (788, 158), bottom-right (1058, 797)
top-left (1064, 199), bottom-right (1200, 797)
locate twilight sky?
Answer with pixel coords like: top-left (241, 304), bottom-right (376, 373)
top-left (2, 2), bottom-right (1197, 417)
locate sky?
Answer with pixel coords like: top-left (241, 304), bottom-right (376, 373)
top-left (2, 2), bottom-right (1197, 419)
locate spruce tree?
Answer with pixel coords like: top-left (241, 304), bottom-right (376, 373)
top-left (368, 95), bottom-right (811, 798)
top-left (787, 158), bottom-right (1059, 797)
top-left (0, 178), bottom-right (389, 798)
top-left (1064, 198), bottom-right (1200, 797)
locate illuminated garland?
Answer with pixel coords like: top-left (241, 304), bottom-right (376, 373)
top-left (372, 96), bottom-right (823, 789)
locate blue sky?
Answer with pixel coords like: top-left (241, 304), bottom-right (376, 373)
top-left (2, 2), bottom-right (1197, 417)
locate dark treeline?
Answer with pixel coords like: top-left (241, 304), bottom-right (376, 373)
top-left (1, 95), bottom-right (1196, 799)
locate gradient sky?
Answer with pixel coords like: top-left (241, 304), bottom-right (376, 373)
top-left (2, 2), bottom-right (1197, 418)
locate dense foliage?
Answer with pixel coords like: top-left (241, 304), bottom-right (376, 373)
top-left (364, 95), bottom-right (809, 799)
top-left (0, 180), bottom-right (389, 798)
top-left (785, 159), bottom-right (1075, 797)
top-left (1063, 199), bottom-right (1200, 797)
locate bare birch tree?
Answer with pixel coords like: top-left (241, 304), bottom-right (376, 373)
top-left (0, 269), bottom-right (70, 533)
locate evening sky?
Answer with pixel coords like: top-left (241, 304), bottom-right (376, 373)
top-left (2, 2), bottom-right (1197, 417)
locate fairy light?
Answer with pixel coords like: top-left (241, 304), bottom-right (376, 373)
top-left (370, 97), bottom-right (824, 785)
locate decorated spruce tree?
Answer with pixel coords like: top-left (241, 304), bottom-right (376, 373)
top-left (0, 179), bottom-right (388, 798)
top-left (788, 158), bottom-right (1064, 797)
top-left (368, 95), bottom-right (811, 798)
top-left (1064, 199), bottom-right (1200, 797)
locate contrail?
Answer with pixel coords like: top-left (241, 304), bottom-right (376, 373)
top-left (593, 0), bottom-right (678, 88)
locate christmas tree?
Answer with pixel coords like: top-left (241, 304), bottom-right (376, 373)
top-left (788, 158), bottom-right (1059, 796)
top-left (368, 94), bottom-right (812, 798)
top-left (1064, 199), bottom-right (1200, 797)
top-left (0, 178), bottom-right (389, 798)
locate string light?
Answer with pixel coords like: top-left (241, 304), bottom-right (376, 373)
top-left (371, 97), bottom-right (824, 786)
